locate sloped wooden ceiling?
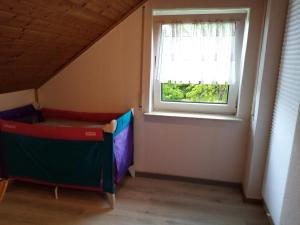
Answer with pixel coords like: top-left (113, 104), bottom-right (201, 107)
top-left (0, 0), bottom-right (145, 93)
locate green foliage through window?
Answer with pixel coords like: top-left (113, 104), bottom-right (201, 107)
top-left (161, 82), bottom-right (229, 104)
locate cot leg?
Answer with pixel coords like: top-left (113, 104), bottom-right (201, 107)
top-left (128, 165), bottom-right (135, 178)
top-left (106, 193), bottom-right (116, 209)
top-left (54, 186), bottom-right (59, 200)
top-left (0, 179), bottom-right (9, 202)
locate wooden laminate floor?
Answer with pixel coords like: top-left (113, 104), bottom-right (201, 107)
top-left (0, 177), bottom-right (270, 225)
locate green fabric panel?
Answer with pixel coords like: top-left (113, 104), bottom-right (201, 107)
top-left (114, 110), bottom-right (133, 137)
top-left (101, 133), bottom-right (114, 193)
top-left (0, 132), bottom-right (114, 193)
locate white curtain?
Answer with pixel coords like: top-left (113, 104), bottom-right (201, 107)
top-left (156, 22), bottom-right (236, 84)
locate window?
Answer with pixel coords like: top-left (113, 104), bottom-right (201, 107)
top-left (152, 10), bottom-right (247, 114)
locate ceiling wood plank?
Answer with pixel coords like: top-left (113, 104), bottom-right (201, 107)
top-left (0, 0), bottom-right (147, 93)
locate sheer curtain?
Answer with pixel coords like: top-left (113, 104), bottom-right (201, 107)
top-left (156, 22), bottom-right (236, 84)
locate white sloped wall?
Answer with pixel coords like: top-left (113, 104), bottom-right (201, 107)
top-left (0, 89), bottom-right (35, 111)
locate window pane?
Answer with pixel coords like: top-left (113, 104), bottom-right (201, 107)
top-left (161, 82), bottom-right (229, 104)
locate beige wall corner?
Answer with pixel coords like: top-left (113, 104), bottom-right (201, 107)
top-left (38, 0), bottom-right (267, 183)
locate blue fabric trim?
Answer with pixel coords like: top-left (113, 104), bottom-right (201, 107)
top-left (113, 110), bottom-right (133, 138)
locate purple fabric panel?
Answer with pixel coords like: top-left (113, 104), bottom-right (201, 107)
top-left (113, 124), bottom-right (133, 184)
top-left (0, 104), bottom-right (37, 120)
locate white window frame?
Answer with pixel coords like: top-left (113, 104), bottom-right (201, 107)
top-left (151, 11), bottom-right (247, 115)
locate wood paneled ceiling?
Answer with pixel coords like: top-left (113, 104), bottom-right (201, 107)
top-left (0, 0), bottom-right (145, 93)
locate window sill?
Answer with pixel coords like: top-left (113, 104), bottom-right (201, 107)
top-left (144, 111), bottom-right (243, 122)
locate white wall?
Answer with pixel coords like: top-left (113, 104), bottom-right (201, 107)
top-left (0, 89), bottom-right (35, 111)
top-left (262, 0), bottom-right (300, 224)
top-left (243, 0), bottom-right (289, 199)
top-left (39, 0), bottom-right (266, 183)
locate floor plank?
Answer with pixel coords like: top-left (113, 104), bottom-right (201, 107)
top-left (0, 177), bottom-right (270, 225)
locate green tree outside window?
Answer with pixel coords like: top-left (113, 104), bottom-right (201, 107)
top-left (161, 82), bottom-right (229, 104)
